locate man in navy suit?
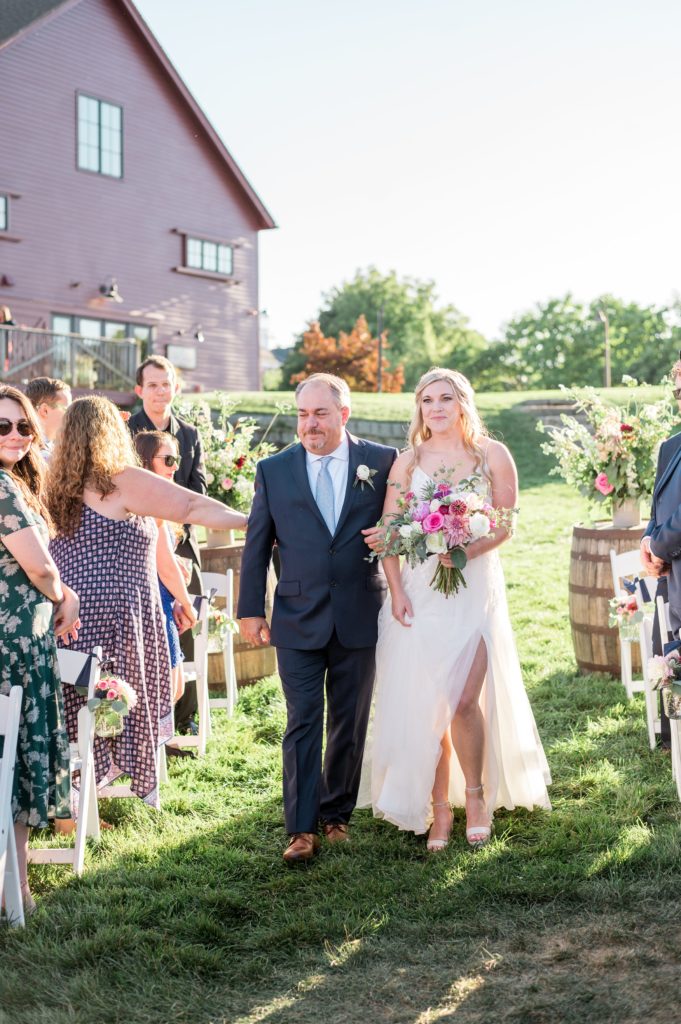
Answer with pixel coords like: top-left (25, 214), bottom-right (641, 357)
top-left (238, 373), bottom-right (396, 863)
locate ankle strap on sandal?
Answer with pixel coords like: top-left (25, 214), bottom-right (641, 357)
top-left (432, 800), bottom-right (450, 807)
top-left (465, 785), bottom-right (483, 793)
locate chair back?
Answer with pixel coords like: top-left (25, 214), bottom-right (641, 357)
top-left (0, 686), bottom-right (23, 840)
top-left (609, 548), bottom-right (645, 596)
top-left (656, 594), bottom-right (674, 645)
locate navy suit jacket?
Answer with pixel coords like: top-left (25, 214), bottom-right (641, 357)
top-left (237, 434), bottom-right (397, 650)
top-left (646, 431), bottom-right (681, 630)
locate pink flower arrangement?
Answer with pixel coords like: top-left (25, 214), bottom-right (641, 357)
top-left (88, 674), bottom-right (138, 738)
top-left (594, 472), bottom-right (614, 495)
top-left (370, 476), bottom-right (517, 597)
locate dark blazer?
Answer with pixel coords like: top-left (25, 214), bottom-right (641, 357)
top-left (646, 431), bottom-right (681, 631)
top-left (237, 434), bottom-right (397, 650)
top-left (128, 407), bottom-right (206, 563)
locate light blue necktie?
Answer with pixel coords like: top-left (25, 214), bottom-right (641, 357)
top-left (315, 456), bottom-right (335, 533)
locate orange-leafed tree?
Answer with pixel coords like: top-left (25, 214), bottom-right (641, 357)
top-left (290, 315), bottom-right (404, 393)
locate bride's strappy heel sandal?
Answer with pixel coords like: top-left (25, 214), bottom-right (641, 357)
top-left (465, 785), bottom-right (492, 850)
top-left (426, 800), bottom-right (453, 853)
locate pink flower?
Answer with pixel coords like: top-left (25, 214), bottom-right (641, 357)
top-left (422, 511), bottom-right (445, 533)
top-left (434, 483), bottom-right (451, 497)
top-left (449, 499), bottom-right (467, 516)
top-left (404, 491), bottom-right (415, 502)
top-left (107, 689), bottom-right (117, 700)
top-left (594, 472), bottom-right (614, 495)
top-left (413, 502), bottom-right (431, 522)
top-left (444, 517), bottom-right (467, 547)
top-left (221, 478), bottom-right (234, 491)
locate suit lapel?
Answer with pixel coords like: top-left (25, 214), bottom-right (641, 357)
top-left (290, 442), bottom-right (331, 533)
top-left (333, 434), bottom-right (363, 539)
top-left (655, 439), bottom-right (681, 497)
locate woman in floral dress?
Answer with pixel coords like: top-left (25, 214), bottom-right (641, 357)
top-left (47, 397), bottom-right (247, 810)
top-left (0, 385), bottom-right (80, 912)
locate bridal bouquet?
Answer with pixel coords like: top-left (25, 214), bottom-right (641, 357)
top-left (87, 675), bottom-right (138, 738)
top-left (371, 475), bottom-right (516, 597)
top-left (648, 649), bottom-right (681, 719)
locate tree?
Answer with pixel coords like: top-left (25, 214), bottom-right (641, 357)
top-left (281, 267), bottom-right (487, 389)
top-left (290, 315), bottom-right (404, 393)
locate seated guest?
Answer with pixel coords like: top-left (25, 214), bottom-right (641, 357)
top-left (133, 430), bottom-right (196, 753)
top-left (24, 377), bottom-right (72, 460)
top-left (128, 355), bottom-right (206, 738)
top-left (46, 397), bottom-right (246, 810)
top-left (0, 385), bottom-right (80, 914)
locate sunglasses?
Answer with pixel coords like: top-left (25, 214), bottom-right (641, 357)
top-left (154, 453), bottom-right (180, 467)
top-left (0, 418), bottom-right (34, 438)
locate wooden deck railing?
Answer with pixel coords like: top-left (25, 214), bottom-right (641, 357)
top-left (0, 324), bottom-right (142, 390)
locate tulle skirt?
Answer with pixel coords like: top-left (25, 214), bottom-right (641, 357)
top-left (358, 549), bottom-right (551, 833)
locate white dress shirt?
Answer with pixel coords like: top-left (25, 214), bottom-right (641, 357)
top-left (305, 433), bottom-right (350, 528)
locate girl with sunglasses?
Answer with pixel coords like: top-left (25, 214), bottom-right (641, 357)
top-left (0, 385), bottom-right (80, 915)
top-left (133, 430), bottom-right (194, 718)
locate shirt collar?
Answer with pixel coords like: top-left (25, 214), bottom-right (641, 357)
top-left (306, 431), bottom-right (349, 464)
top-left (140, 406), bottom-right (178, 435)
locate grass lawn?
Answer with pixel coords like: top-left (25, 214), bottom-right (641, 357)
top-left (2, 402), bottom-right (680, 1024)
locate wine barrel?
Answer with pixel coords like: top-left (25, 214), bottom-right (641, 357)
top-left (569, 522), bottom-right (645, 677)
top-left (199, 541), bottom-right (277, 687)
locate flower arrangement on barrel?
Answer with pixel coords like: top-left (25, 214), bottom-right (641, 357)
top-left (178, 396), bottom-right (290, 514)
top-left (369, 473), bottom-right (517, 596)
top-left (537, 378), bottom-right (676, 526)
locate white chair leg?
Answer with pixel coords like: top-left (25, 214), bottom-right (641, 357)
top-left (1, 820), bottom-right (25, 927)
top-left (620, 640), bottom-right (634, 699)
top-left (672, 722), bottom-right (681, 801)
top-left (157, 743), bottom-right (168, 785)
top-left (643, 679), bottom-right (658, 751)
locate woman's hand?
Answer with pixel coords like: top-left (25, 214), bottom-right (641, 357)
top-left (437, 551), bottom-right (454, 568)
top-left (173, 600), bottom-right (197, 634)
top-left (54, 585), bottom-right (81, 644)
top-left (391, 588), bottom-right (414, 627)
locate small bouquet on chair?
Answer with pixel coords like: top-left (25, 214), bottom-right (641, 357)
top-left (369, 477), bottom-right (517, 597)
top-left (88, 676), bottom-right (138, 738)
top-left (608, 594), bottom-right (645, 642)
top-left (647, 648), bottom-right (681, 720)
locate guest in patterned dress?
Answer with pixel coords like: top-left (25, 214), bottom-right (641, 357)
top-left (0, 385), bottom-right (80, 911)
top-left (46, 397), bottom-right (247, 810)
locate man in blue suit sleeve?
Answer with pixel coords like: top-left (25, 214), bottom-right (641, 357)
top-left (237, 373), bottom-right (397, 864)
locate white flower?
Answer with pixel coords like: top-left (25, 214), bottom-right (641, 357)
top-left (429, 498), bottom-right (442, 512)
top-left (425, 531), bottom-right (448, 554)
top-left (410, 521), bottom-right (424, 534)
top-left (356, 464), bottom-right (371, 481)
top-left (398, 525), bottom-right (413, 538)
top-left (205, 472), bottom-right (214, 485)
top-left (469, 511), bottom-right (491, 538)
top-left (648, 656), bottom-right (668, 684)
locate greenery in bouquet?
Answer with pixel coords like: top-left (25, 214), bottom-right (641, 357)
top-left (207, 606), bottom-right (238, 653)
top-left (177, 396), bottom-right (290, 512)
top-left (87, 675), bottom-right (137, 738)
top-left (537, 377), bottom-right (676, 513)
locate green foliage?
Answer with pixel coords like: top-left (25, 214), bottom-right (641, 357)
top-left (280, 267), bottom-right (487, 389)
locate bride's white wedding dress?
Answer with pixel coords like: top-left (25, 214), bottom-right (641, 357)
top-left (358, 465), bottom-right (551, 834)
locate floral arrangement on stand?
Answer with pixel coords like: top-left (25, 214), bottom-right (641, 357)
top-left (369, 473), bottom-right (516, 596)
top-left (537, 379), bottom-right (676, 524)
top-left (207, 606), bottom-right (238, 654)
top-left (88, 675), bottom-right (137, 738)
top-left (608, 594), bottom-right (647, 642)
top-left (648, 649), bottom-right (681, 719)
top-left (177, 396), bottom-right (290, 513)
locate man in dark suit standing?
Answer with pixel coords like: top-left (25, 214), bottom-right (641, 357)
top-left (128, 355), bottom-right (206, 736)
top-left (238, 373), bottom-right (396, 864)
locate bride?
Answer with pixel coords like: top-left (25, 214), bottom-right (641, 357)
top-left (359, 368), bottom-right (551, 850)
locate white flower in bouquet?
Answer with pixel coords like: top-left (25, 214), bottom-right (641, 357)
top-left (469, 511), bottom-right (492, 538)
top-left (399, 524), bottom-right (413, 539)
top-left (429, 498), bottom-right (442, 512)
top-left (410, 521), bottom-right (424, 534)
top-left (463, 492), bottom-right (484, 511)
top-left (425, 531), bottom-right (448, 554)
top-left (647, 656), bottom-right (669, 685)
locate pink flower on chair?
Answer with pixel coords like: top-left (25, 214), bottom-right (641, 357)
top-left (594, 472), bottom-right (614, 495)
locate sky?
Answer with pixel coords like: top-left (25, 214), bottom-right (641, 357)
top-left (136, 0), bottom-right (681, 348)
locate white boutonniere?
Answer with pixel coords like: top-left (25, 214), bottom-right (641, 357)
top-left (353, 464), bottom-right (378, 491)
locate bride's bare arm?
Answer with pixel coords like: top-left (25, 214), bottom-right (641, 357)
top-left (114, 467), bottom-right (249, 531)
top-left (379, 453), bottom-right (414, 626)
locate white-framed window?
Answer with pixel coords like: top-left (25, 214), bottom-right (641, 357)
top-left (185, 236), bottom-right (233, 276)
top-left (77, 94), bottom-right (123, 178)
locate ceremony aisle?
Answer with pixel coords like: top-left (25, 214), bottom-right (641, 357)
top-left (2, 401), bottom-right (681, 1024)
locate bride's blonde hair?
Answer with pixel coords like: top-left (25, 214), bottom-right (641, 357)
top-left (405, 368), bottom-right (488, 481)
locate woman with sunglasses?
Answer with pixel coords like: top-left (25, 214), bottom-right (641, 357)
top-left (132, 430), bottom-right (195, 717)
top-left (46, 397), bottom-right (247, 810)
top-left (0, 385), bottom-right (80, 914)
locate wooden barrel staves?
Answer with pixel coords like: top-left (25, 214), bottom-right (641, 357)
top-left (569, 522), bottom-right (645, 677)
top-left (200, 540), bottom-right (278, 688)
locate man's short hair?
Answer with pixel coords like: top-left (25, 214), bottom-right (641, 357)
top-left (24, 376), bottom-right (71, 408)
top-left (136, 355), bottom-right (176, 387)
top-left (295, 372), bottom-right (351, 409)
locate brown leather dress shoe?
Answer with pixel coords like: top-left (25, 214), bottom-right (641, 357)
top-left (322, 822), bottom-right (350, 843)
top-left (283, 832), bottom-right (320, 864)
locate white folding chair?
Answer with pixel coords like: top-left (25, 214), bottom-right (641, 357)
top-left (638, 603), bottom-right (661, 750)
top-left (0, 686), bottom-right (25, 927)
top-left (609, 548), bottom-right (646, 699)
top-left (656, 595), bottom-right (681, 800)
top-left (203, 569), bottom-right (238, 718)
top-left (171, 591), bottom-right (211, 757)
top-left (28, 646), bottom-right (102, 876)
